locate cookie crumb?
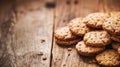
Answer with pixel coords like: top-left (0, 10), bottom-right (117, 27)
top-left (41, 39), bottom-right (45, 43)
top-left (38, 52), bottom-right (43, 55)
top-left (68, 48), bottom-right (72, 51)
top-left (43, 57), bottom-right (47, 60)
top-left (63, 64), bottom-right (66, 66)
top-left (68, 53), bottom-right (70, 56)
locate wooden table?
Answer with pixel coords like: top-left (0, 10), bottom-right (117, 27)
top-left (0, 0), bottom-right (120, 67)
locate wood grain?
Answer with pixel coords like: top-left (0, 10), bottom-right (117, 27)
top-left (0, 0), bottom-right (54, 67)
top-left (104, 0), bottom-right (120, 12)
top-left (0, 1), bottom-right (14, 67)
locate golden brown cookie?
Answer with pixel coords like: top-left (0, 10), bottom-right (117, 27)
top-left (96, 49), bottom-right (120, 67)
top-left (112, 42), bottom-right (120, 50)
top-left (85, 13), bottom-right (110, 29)
top-left (54, 26), bottom-right (77, 40)
top-left (84, 31), bottom-right (111, 47)
top-left (68, 18), bottom-right (90, 36)
top-left (55, 38), bottom-right (81, 45)
top-left (103, 15), bottom-right (120, 35)
top-left (76, 41), bottom-right (105, 56)
top-left (111, 35), bottom-right (120, 42)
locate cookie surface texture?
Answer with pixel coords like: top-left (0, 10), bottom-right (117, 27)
top-left (85, 13), bottom-right (110, 28)
top-left (54, 26), bottom-right (77, 40)
top-left (103, 15), bottom-right (120, 35)
top-left (96, 49), bottom-right (120, 66)
top-left (84, 31), bottom-right (111, 47)
top-left (68, 18), bottom-right (90, 36)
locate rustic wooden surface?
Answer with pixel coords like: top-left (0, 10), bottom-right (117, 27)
top-left (0, 0), bottom-right (120, 67)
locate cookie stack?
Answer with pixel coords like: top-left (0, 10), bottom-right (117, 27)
top-left (54, 12), bottom-right (120, 67)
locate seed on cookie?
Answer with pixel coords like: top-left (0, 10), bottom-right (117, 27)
top-left (112, 42), bottom-right (120, 50)
top-left (55, 38), bottom-right (82, 45)
top-left (84, 31), bottom-right (111, 47)
top-left (103, 15), bottom-right (120, 35)
top-left (96, 49), bottom-right (120, 67)
top-left (85, 13), bottom-right (110, 29)
top-left (54, 26), bottom-right (77, 40)
top-left (68, 18), bottom-right (90, 36)
top-left (76, 41), bottom-right (105, 56)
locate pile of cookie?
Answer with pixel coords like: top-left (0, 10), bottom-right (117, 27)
top-left (54, 12), bottom-right (120, 67)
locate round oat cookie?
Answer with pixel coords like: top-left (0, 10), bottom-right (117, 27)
top-left (76, 41), bottom-right (105, 56)
top-left (55, 38), bottom-right (81, 45)
top-left (103, 15), bottom-right (120, 35)
top-left (84, 31), bottom-right (111, 47)
top-left (112, 42), bottom-right (120, 50)
top-left (96, 49), bottom-right (120, 67)
top-left (68, 18), bottom-right (90, 36)
top-left (111, 35), bottom-right (120, 42)
top-left (54, 26), bottom-right (77, 40)
top-left (85, 13), bottom-right (110, 29)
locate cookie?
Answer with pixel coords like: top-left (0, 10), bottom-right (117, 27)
top-left (96, 49), bottom-right (120, 66)
top-left (111, 35), bottom-right (120, 42)
top-left (103, 15), bottom-right (120, 35)
top-left (54, 26), bottom-right (77, 40)
top-left (56, 38), bottom-right (81, 45)
top-left (76, 41), bottom-right (105, 56)
top-left (112, 42), bottom-right (120, 50)
top-left (84, 31), bottom-right (111, 47)
top-left (85, 13), bottom-right (110, 29)
top-left (68, 18), bottom-right (90, 36)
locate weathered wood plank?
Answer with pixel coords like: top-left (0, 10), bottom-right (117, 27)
top-left (0, 0), bottom-right (54, 67)
top-left (52, 0), bottom-right (120, 67)
top-left (0, 1), bottom-right (14, 67)
top-left (52, 0), bottom-right (72, 67)
top-left (104, 0), bottom-right (120, 12)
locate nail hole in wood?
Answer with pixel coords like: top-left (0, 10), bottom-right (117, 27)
top-left (74, 0), bottom-right (78, 5)
top-left (45, 2), bottom-right (56, 9)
